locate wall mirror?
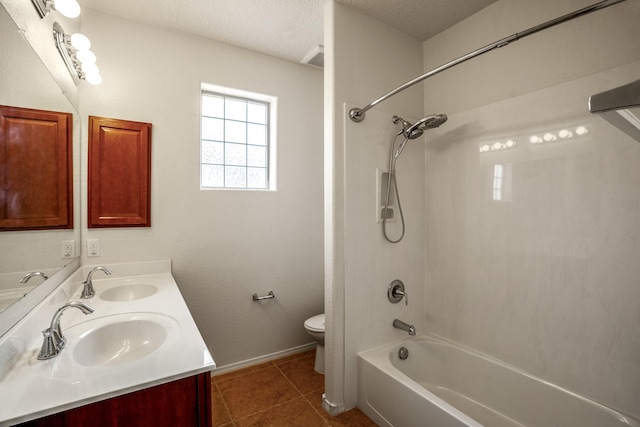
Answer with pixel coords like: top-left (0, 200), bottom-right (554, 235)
top-left (0, 3), bottom-right (80, 315)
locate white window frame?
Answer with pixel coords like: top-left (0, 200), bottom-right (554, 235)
top-left (200, 82), bottom-right (277, 191)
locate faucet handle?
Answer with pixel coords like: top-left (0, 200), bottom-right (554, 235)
top-left (38, 329), bottom-right (56, 360)
top-left (388, 280), bottom-right (408, 305)
top-left (38, 328), bottom-right (64, 360)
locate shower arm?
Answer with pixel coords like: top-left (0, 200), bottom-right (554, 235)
top-left (348, 0), bottom-right (626, 123)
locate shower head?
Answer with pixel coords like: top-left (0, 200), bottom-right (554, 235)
top-left (422, 114), bottom-right (448, 129)
top-left (392, 114), bottom-right (448, 140)
top-left (392, 115), bottom-right (421, 139)
top-left (392, 114), bottom-right (448, 158)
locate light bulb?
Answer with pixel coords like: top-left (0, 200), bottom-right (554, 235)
top-left (53, 0), bottom-right (81, 18)
top-left (576, 126), bottom-right (588, 135)
top-left (81, 62), bottom-right (99, 75)
top-left (76, 49), bottom-right (97, 64)
top-left (85, 72), bottom-right (102, 85)
top-left (70, 33), bottom-right (91, 51)
top-left (558, 129), bottom-right (572, 138)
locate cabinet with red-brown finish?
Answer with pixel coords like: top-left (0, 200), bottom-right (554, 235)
top-left (88, 116), bottom-right (151, 228)
top-left (17, 372), bottom-right (212, 427)
top-left (0, 105), bottom-right (73, 231)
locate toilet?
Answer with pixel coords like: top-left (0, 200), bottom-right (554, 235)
top-left (304, 313), bottom-right (325, 374)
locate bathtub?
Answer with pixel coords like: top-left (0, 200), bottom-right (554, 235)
top-left (357, 335), bottom-right (639, 427)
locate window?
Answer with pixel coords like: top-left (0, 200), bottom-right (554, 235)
top-left (492, 164), bottom-right (503, 201)
top-left (200, 84), bottom-right (276, 190)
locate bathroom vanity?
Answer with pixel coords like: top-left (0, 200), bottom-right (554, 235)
top-left (0, 260), bottom-right (215, 426)
top-left (16, 373), bottom-right (211, 426)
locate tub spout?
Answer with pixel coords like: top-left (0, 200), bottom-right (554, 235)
top-left (393, 319), bottom-right (416, 336)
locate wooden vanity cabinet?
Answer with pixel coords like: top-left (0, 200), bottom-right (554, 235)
top-left (18, 372), bottom-right (212, 427)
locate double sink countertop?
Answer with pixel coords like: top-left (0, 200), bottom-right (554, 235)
top-left (0, 260), bottom-right (215, 426)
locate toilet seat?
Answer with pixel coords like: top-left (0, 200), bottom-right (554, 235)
top-left (304, 314), bottom-right (325, 333)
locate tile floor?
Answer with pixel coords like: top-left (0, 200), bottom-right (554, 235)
top-left (211, 349), bottom-right (377, 426)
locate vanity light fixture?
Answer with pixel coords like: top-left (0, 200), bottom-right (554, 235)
top-left (479, 124), bottom-right (590, 153)
top-left (53, 22), bottom-right (102, 85)
top-left (529, 126), bottom-right (589, 145)
top-left (479, 139), bottom-right (517, 153)
top-left (31, 0), bottom-right (81, 19)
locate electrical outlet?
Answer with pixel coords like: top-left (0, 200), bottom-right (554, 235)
top-left (61, 240), bottom-right (76, 258)
top-left (87, 239), bottom-right (100, 257)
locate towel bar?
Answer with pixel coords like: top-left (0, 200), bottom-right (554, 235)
top-left (252, 291), bottom-right (275, 301)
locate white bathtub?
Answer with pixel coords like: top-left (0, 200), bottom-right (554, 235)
top-left (357, 335), bottom-right (639, 427)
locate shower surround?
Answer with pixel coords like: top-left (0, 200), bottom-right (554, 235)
top-left (422, 0), bottom-right (640, 419)
top-left (325, 0), bottom-right (640, 419)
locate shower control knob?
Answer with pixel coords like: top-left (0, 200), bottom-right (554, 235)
top-left (387, 280), bottom-right (408, 305)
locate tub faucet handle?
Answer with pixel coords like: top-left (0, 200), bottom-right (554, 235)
top-left (398, 289), bottom-right (408, 305)
top-left (388, 280), bottom-right (408, 305)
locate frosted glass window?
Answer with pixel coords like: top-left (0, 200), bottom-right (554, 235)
top-left (248, 103), bottom-right (267, 124)
top-left (201, 117), bottom-right (223, 141)
top-left (248, 123), bottom-right (266, 146)
top-left (202, 95), bottom-right (224, 118)
top-left (247, 145), bottom-right (266, 167)
top-left (225, 143), bottom-right (246, 166)
top-left (202, 140), bottom-right (224, 164)
top-left (202, 164), bottom-right (224, 187)
top-left (225, 166), bottom-right (246, 188)
top-left (225, 120), bottom-right (246, 144)
top-left (247, 167), bottom-right (266, 188)
top-left (200, 89), bottom-right (272, 189)
top-left (225, 99), bottom-right (246, 121)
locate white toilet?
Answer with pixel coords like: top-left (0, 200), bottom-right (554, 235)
top-left (304, 313), bottom-right (325, 374)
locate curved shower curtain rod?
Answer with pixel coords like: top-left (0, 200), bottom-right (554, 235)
top-left (348, 0), bottom-right (626, 123)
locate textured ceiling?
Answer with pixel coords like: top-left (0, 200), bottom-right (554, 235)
top-left (80, 0), bottom-right (497, 65)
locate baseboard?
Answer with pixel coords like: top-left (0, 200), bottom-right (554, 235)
top-left (211, 342), bottom-right (317, 376)
top-left (322, 393), bottom-right (346, 416)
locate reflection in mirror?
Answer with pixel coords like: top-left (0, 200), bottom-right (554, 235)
top-left (0, 4), bottom-right (80, 314)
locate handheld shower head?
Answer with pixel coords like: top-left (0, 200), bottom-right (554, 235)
top-left (392, 114), bottom-right (448, 140)
top-left (392, 115), bottom-right (423, 140)
top-left (391, 113), bottom-right (448, 158)
top-left (423, 114), bottom-right (447, 129)
top-left (412, 114), bottom-right (448, 132)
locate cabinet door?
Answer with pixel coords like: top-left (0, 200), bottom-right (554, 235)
top-left (18, 372), bottom-right (212, 427)
top-left (88, 116), bottom-right (151, 227)
top-left (0, 105), bottom-right (72, 230)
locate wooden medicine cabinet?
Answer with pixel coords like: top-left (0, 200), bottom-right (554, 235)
top-left (0, 105), bottom-right (73, 231)
top-left (88, 116), bottom-right (151, 228)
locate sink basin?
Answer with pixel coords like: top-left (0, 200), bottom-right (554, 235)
top-left (100, 283), bottom-right (158, 302)
top-left (73, 314), bottom-right (176, 367)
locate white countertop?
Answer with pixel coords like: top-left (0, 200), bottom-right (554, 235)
top-left (0, 260), bottom-right (215, 426)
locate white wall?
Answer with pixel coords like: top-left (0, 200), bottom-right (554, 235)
top-left (423, 0), bottom-right (640, 418)
top-left (325, 1), bottom-right (425, 410)
top-left (79, 9), bottom-right (324, 367)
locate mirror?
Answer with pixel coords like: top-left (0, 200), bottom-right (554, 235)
top-left (0, 4), bottom-right (80, 313)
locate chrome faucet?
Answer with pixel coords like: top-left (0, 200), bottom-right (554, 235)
top-left (37, 301), bottom-right (94, 360)
top-left (80, 266), bottom-right (112, 299)
top-left (393, 319), bottom-right (416, 336)
top-left (19, 271), bottom-right (49, 283)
